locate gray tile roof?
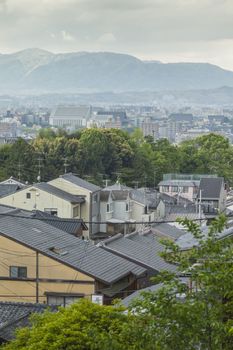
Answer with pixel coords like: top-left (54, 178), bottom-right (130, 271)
top-left (99, 232), bottom-right (177, 273)
top-left (34, 183), bottom-right (85, 203)
top-left (0, 184), bottom-right (19, 198)
top-left (0, 215), bottom-right (145, 284)
top-left (198, 177), bottom-right (224, 199)
top-left (60, 173), bottom-right (100, 192)
top-left (152, 223), bottom-right (186, 240)
top-left (24, 210), bottom-right (88, 233)
top-left (121, 277), bottom-right (189, 307)
top-left (0, 302), bottom-right (55, 341)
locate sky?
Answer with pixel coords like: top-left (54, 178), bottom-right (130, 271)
top-left (0, 0), bottom-right (233, 70)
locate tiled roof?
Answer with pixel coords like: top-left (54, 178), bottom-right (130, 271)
top-left (152, 223), bottom-right (186, 240)
top-left (122, 277), bottom-right (189, 307)
top-left (0, 302), bottom-right (55, 341)
top-left (99, 232), bottom-right (177, 273)
top-left (0, 184), bottom-right (19, 198)
top-left (34, 183), bottom-right (85, 203)
top-left (198, 177), bottom-right (224, 199)
top-left (24, 210), bottom-right (88, 233)
top-left (0, 215), bottom-right (145, 284)
top-left (60, 173), bottom-right (100, 192)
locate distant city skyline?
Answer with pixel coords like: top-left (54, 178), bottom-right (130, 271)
top-left (0, 0), bottom-right (233, 71)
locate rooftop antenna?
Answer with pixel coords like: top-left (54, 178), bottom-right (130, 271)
top-left (132, 181), bottom-right (139, 189)
top-left (63, 157), bottom-right (69, 174)
top-left (36, 156), bottom-right (43, 182)
top-left (103, 179), bottom-right (110, 188)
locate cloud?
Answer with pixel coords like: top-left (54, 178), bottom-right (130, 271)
top-left (97, 32), bottom-right (116, 44)
top-left (61, 30), bottom-right (75, 42)
top-left (0, 0), bottom-right (233, 69)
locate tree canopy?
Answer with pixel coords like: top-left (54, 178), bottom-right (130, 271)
top-left (0, 130), bottom-right (232, 186)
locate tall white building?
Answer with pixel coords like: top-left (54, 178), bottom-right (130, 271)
top-left (49, 105), bottom-right (91, 130)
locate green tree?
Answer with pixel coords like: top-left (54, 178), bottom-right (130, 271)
top-left (1, 299), bottom-right (129, 350)
top-left (125, 215), bottom-right (233, 350)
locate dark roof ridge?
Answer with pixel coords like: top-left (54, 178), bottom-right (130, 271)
top-left (99, 233), bottom-right (123, 245)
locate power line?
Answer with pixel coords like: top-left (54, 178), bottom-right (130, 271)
top-left (0, 210), bottom-right (212, 225)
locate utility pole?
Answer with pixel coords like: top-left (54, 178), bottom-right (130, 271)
top-left (36, 157), bottom-right (43, 182)
top-left (36, 251), bottom-right (39, 303)
top-left (17, 161), bottom-right (21, 181)
top-left (63, 157), bottom-right (69, 174)
top-left (199, 189), bottom-right (202, 220)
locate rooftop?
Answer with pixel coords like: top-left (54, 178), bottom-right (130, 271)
top-left (58, 173), bottom-right (100, 192)
top-left (0, 302), bottom-right (56, 341)
top-left (99, 231), bottom-right (177, 273)
top-left (198, 177), bottom-right (224, 199)
top-left (34, 183), bottom-right (85, 204)
top-left (0, 214), bottom-right (145, 285)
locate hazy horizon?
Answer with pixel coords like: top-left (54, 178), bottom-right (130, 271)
top-left (0, 1), bottom-right (233, 71)
top-left (1, 47), bottom-right (233, 73)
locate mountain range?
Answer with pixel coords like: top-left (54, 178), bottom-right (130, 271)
top-left (1, 48), bottom-right (233, 93)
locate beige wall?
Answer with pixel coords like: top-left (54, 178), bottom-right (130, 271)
top-left (0, 235), bottom-right (95, 303)
top-left (49, 178), bottom-right (91, 224)
top-left (0, 186), bottom-right (79, 218)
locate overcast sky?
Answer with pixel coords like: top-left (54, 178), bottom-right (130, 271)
top-left (0, 0), bottom-right (233, 70)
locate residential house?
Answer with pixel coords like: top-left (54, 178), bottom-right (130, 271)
top-left (49, 173), bottom-right (101, 236)
top-left (0, 173), bottom-right (101, 237)
top-left (158, 179), bottom-right (199, 202)
top-left (98, 230), bottom-right (177, 283)
top-left (100, 182), bottom-right (165, 237)
top-left (0, 182), bottom-right (85, 219)
top-left (197, 177), bottom-right (226, 214)
top-left (0, 214), bottom-right (146, 305)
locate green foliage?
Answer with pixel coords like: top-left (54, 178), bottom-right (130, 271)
top-left (1, 299), bottom-right (129, 350)
top-left (126, 215), bottom-right (233, 349)
top-left (2, 217), bottom-right (233, 349)
top-left (0, 131), bottom-right (233, 186)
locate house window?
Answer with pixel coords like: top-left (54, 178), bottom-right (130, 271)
top-left (182, 186), bottom-right (189, 193)
top-left (26, 192), bottom-right (31, 199)
top-left (44, 208), bottom-right (58, 216)
top-left (162, 186), bottom-right (169, 193)
top-left (106, 203), bottom-right (113, 213)
top-left (73, 206), bottom-right (79, 217)
top-left (93, 194), bottom-right (98, 203)
top-left (10, 266), bottom-right (27, 278)
top-left (126, 202), bottom-right (131, 212)
top-left (47, 294), bottom-right (83, 307)
top-left (171, 186), bottom-right (178, 192)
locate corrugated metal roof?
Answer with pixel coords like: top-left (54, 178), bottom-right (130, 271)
top-left (0, 215), bottom-right (145, 284)
top-left (60, 173), bottom-right (100, 192)
top-left (100, 232), bottom-right (177, 273)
